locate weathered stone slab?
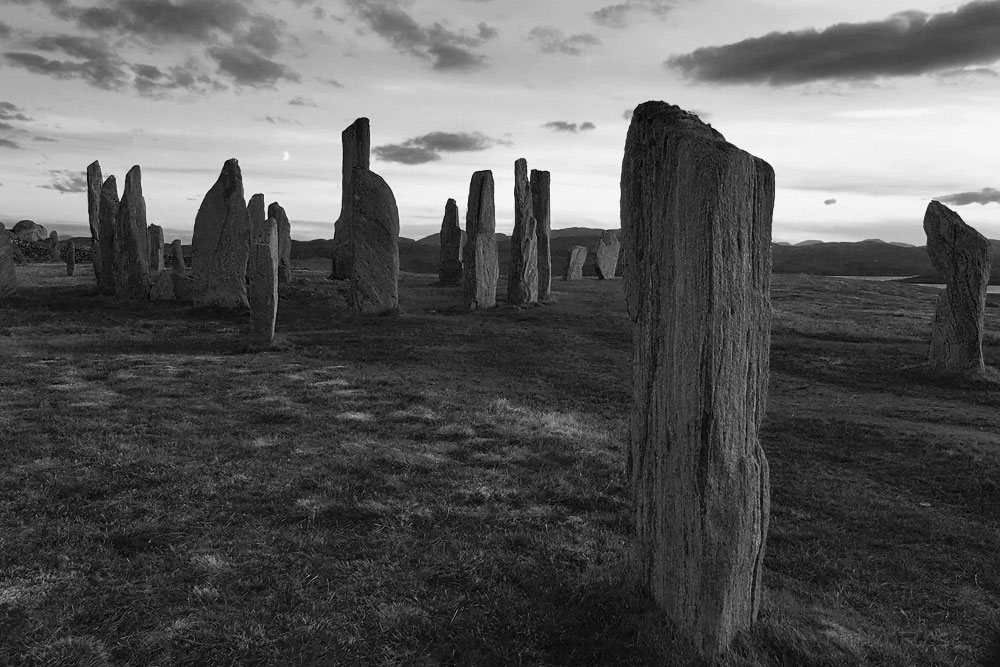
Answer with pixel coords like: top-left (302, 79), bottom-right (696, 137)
top-left (594, 230), bottom-right (621, 279)
top-left (113, 165), bottom-right (151, 301)
top-left (621, 101), bottom-right (774, 658)
top-left (249, 213), bottom-right (279, 347)
top-left (508, 158), bottom-right (538, 305)
top-left (564, 245), bottom-right (587, 280)
top-left (923, 200), bottom-right (991, 374)
top-left (66, 241), bottom-right (75, 276)
top-left (268, 202), bottom-right (291, 283)
top-left (531, 170), bottom-right (551, 300)
top-left (48, 230), bottom-right (60, 261)
top-left (462, 170), bottom-right (498, 310)
top-left (348, 168), bottom-right (399, 314)
top-left (0, 222), bottom-right (17, 298)
top-left (331, 118), bottom-right (370, 280)
top-left (439, 198), bottom-right (463, 285)
top-left (98, 177), bottom-right (118, 294)
top-left (87, 160), bottom-right (113, 292)
top-left (148, 224), bottom-right (165, 273)
top-left (171, 239), bottom-right (186, 275)
top-left (192, 158), bottom-right (250, 309)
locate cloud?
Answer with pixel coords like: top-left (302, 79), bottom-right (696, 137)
top-left (668, 0), bottom-right (1000, 85)
top-left (580, 121), bottom-right (596, 131)
top-left (39, 169), bottom-right (88, 193)
top-left (824, 198), bottom-right (837, 205)
top-left (288, 96), bottom-right (317, 107)
top-left (77, 0), bottom-right (250, 44)
top-left (208, 46), bottom-right (299, 86)
top-left (935, 188), bottom-right (1000, 206)
top-left (374, 131), bottom-right (502, 164)
top-left (132, 60), bottom-right (221, 96)
top-left (0, 122), bottom-right (13, 132)
top-left (528, 27), bottom-right (600, 55)
top-left (591, 1), bottom-right (675, 28)
top-left (623, 108), bottom-right (634, 120)
top-left (0, 102), bottom-right (31, 122)
top-left (543, 121), bottom-right (596, 133)
top-left (5, 48), bottom-right (129, 90)
top-left (0, 21), bottom-right (11, 39)
top-left (262, 115), bottom-right (302, 125)
top-left (0, 138), bottom-right (21, 149)
top-left (321, 78), bottom-right (344, 88)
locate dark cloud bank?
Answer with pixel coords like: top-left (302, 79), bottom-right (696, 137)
top-left (543, 121), bottom-right (596, 133)
top-left (936, 188), bottom-right (1000, 206)
top-left (374, 131), bottom-right (502, 165)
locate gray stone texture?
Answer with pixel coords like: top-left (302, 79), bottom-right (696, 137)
top-left (66, 241), bottom-right (75, 276)
top-left (331, 118), bottom-right (371, 280)
top-left (148, 224), bottom-right (165, 273)
top-left (98, 177), bottom-right (118, 295)
top-left (439, 198), bottom-right (463, 285)
top-left (268, 202), bottom-right (292, 283)
top-left (171, 240), bottom-right (186, 275)
top-left (462, 170), bottom-right (498, 310)
top-left (594, 230), bottom-right (621, 279)
top-left (249, 214), bottom-right (279, 347)
top-left (347, 168), bottom-right (399, 314)
top-left (113, 165), bottom-right (151, 301)
top-left (87, 160), bottom-right (113, 292)
top-left (564, 245), bottom-right (587, 280)
top-left (192, 159), bottom-right (250, 309)
top-left (0, 223), bottom-right (17, 298)
top-left (507, 158), bottom-right (538, 305)
top-left (531, 169), bottom-right (552, 300)
top-left (12, 220), bottom-right (47, 242)
top-left (48, 230), bottom-right (60, 261)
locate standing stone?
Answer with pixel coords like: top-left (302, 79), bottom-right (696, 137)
top-left (98, 176), bottom-right (118, 295)
top-left (48, 230), bottom-right (60, 261)
top-left (923, 200), bottom-right (991, 374)
top-left (564, 245), bottom-right (587, 280)
top-left (249, 213), bottom-right (279, 348)
top-left (347, 168), bottom-right (399, 314)
top-left (438, 198), bottom-right (463, 285)
top-left (65, 241), bottom-right (75, 276)
top-left (0, 223), bottom-right (17, 298)
top-left (192, 159), bottom-right (250, 309)
top-left (508, 158), bottom-right (538, 305)
top-left (171, 239), bottom-right (186, 274)
top-left (268, 202), bottom-right (292, 283)
top-left (531, 169), bottom-right (552, 300)
top-left (87, 160), bottom-right (112, 292)
top-left (594, 230), bottom-right (621, 279)
top-left (113, 165), bottom-right (151, 301)
top-left (621, 101), bottom-right (774, 658)
top-left (331, 118), bottom-right (371, 280)
top-left (462, 170), bottom-right (498, 310)
top-left (148, 224), bottom-right (165, 273)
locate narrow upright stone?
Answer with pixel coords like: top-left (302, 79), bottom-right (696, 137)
top-left (48, 230), bottom-right (60, 261)
top-left (113, 165), bottom-right (151, 301)
top-left (594, 230), bottom-right (621, 279)
top-left (621, 101), bottom-right (774, 658)
top-left (66, 241), bottom-right (76, 276)
top-left (462, 170), bottom-right (498, 310)
top-left (0, 222), bottom-right (17, 298)
top-left (248, 194), bottom-right (265, 234)
top-left (249, 214), bottom-right (279, 347)
top-left (348, 168), bottom-right (399, 314)
top-left (98, 176), bottom-right (118, 295)
top-left (564, 245), bottom-right (587, 280)
top-left (507, 158), bottom-right (538, 305)
top-left (171, 240), bottom-right (186, 275)
top-left (438, 198), bottom-right (463, 285)
top-left (87, 160), bottom-right (112, 291)
top-left (170, 239), bottom-right (193, 301)
top-left (148, 224), bottom-right (165, 273)
top-left (192, 159), bottom-right (250, 309)
top-left (923, 200), bottom-right (991, 375)
top-left (531, 169), bottom-right (552, 300)
top-left (268, 202), bottom-right (292, 283)
top-left (331, 118), bottom-right (371, 279)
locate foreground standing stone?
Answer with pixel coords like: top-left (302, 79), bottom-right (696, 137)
top-left (508, 158), bottom-right (538, 305)
top-left (66, 241), bottom-right (75, 276)
top-left (347, 168), bottom-right (399, 314)
top-left (462, 170), bottom-right (498, 310)
top-left (594, 230), bottom-right (621, 279)
top-left (531, 169), bottom-right (552, 300)
top-left (564, 245), bottom-right (587, 280)
top-left (439, 198), bottom-right (463, 284)
top-left (0, 222), bottom-right (17, 298)
top-left (48, 230), bottom-right (60, 261)
top-left (268, 202), bottom-right (291, 283)
top-left (249, 213), bottom-right (279, 347)
top-left (621, 101), bottom-right (774, 658)
top-left (98, 176), bottom-right (118, 295)
top-left (148, 224), bottom-right (165, 272)
top-left (87, 160), bottom-right (113, 292)
top-left (923, 200), bottom-right (991, 374)
top-left (192, 159), bottom-right (250, 309)
top-left (331, 118), bottom-right (371, 279)
top-left (113, 165), bottom-right (151, 301)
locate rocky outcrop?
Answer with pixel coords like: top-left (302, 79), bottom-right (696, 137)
top-left (621, 101), bottom-right (774, 658)
top-left (331, 118), bottom-right (370, 280)
top-left (462, 170), bottom-right (498, 310)
top-left (98, 177), bottom-right (118, 295)
top-left (923, 200), bottom-right (991, 374)
top-left (268, 202), bottom-right (291, 283)
top-left (531, 169), bottom-right (552, 300)
top-left (87, 160), bottom-right (112, 292)
top-left (66, 241), bottom-right (76, 276)
top-left (564, 245), bottom-right (587, 280)
top-left (347, 168), bottom-right (399, 314)
top-left (249, 212), bottom-right (279, 347)
top-left (192, 158), bottom-right (250, 309)
top-left (594, 230), bottom-right (621, 279)
top-left (113, 165), bottom-right (151, 301)
top-left (11, 220), bottom-right (47, 242)
top-left (148, 224), bottom-right (165, 273)
top-left (508, 158), bottom-right (538, 305)
top-left (439, 198), bottom-right (463, 285)
top-left (0, 222), bottom-right (16, 298)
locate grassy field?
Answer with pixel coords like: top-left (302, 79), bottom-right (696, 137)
top-left (1, 261), bottom-right (998, 666)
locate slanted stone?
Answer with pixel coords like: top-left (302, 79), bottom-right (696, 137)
top-left (923, 200), bottom-right (991, 374)
top-left (249, 213), bottom-right (279, 347)
top-left (113, 165), bottom-right (150, 301)
top-left (11, 220), bottom-right (47, 242)
top-left (594, 230), bottom-right (621, 279)
top-left (87, 160), bottom-right (113, 292)
top-left (331, 118), bottom-right (370, 279)
top-left (347, 168), bottom-right (399, 314)
top-left (0, 222), bottom-right (17, 298)
top-left (65, 241), bottom-right (75, 276)
top-left (564, 245), bottom-right (587, 280)
top-left (192, 158), bottom-right (250, 309)
top-left (621, 101), bottom-right (774, 658)
top-left (508, 158), bottom-right (538, 305)
top-left (170, 239), bottom-right (186, 275)
top-left (531, 169), bottom-right (552, 300)
top-left (98, 177), bottom-right (118, 294)
top-left (148, 224), bottom-right (165, 273)
top-left (462, 170), bottom-right (498, 310)
top-left (48, 230), bottom-right (60, 261)
top-left (268, 202), bottom-right (292, 283)
top-left (438, 198), bottom-right (462, 285)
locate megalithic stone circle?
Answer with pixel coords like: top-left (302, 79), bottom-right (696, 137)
top-left (98, 175), bottom-right (118, 295)
top-left (621, 101), bottom-right (774, 659)
top-left (531, 169), bottom-right (552, 300)
top-left (192, 158), bottom-right (250, 309)
top-left (564, 245), bottom-right (587, 281)
top-left (87, 160), bottom-right (113, 292)
top-left (348, 167), bottom-right (399, 315)
top-left (268, 202), bottom-right (292, 283)
top-left (439, 198), bottom-right (463, 285)
top-left (507, 158), bottom-right (538, 305)
top-left (113, 165), bottom-right (151, 301)
top-left (462, 170), bottom-right (498, 310)
top-left (331, 118), bottom-right (371, 280)
top-left (249, 212), bottom-right (279, 348)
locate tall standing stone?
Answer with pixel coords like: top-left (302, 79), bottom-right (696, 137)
top-left (171, 239), bottom-right (186, 274)
top-left (439, 198), bottom-right (462, 285)
top-left (87, 160), bottom-right (112, 292)
top-left (99, 176), bottom-right (119, 295)
top-left (268, 202), bottom-right (292, 283)
top-left (347, 168), bottom-right (399, 314)
top-left (564, 245), bottom-right (587, 280)
top-left (192, 158), bottom-right (250, 309)
top-left (923, 200), bottom-right (991, 375)
top-left (594, 230), bottom-right (621, 279)
top-left (48, 230), bottom-right (60, 261)
top-left (462, 170), bottom-right (498, 310)
top-left (65, 241), bottom-right (75, 276)
top-left (531, 169), bottom-right (552, 300)
top-left (148, 224), bottom-right (165, 273)
top-left (331, 118), bottom-right (371, 280)
top-left (621, 101), bottom-right (774, 658)
top-left (0, 223), bottom-right (17, 298)
top-left (508, 158), bottom-right (538, 305)
top-left (113, 165), bottom-right (151, 301)
top-left (249, 212), bottom-right (279, 348)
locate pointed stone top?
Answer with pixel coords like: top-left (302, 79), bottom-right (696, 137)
top-left (216, 159), bottom-right (244, 198)
top-left (631, 101), bottom-right (724, 142)
top-left (446, 197), bottom-right (457, 207)
top-left (125, 164), bottom-right (141, 184)
top-left (87, 160), bottom-right (101, 172)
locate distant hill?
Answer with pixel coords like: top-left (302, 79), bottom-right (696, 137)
top-left (794, 239), bottom-right (824, 246)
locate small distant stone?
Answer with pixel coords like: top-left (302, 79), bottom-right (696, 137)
top-left (594, 230), bottom-right (621, 279)
top-left (564, 245), bottom-right (587, 280)
top-left (48, 230), bottom-right (60, 261)
top-left (65, 241), bottom-right (76, 276)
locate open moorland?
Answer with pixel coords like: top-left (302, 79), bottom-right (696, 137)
top-left (1, 262), bottom-right (999, 666)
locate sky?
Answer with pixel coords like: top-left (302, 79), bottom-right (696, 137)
top-left (1, 0), bottom-right (999, 245)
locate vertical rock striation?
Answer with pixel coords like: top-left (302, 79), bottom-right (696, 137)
top-left (331, 118), bottom-right (370, 279)
top-left (531, 169), bottom-right (552, 300)
top-left (462, 170), bottom-right (498, 310)
top-left (594, 230), bottom-right (621, 279)
top-left (192, 159), bottom-right (250, 309)
top-left (507, 158), bottom-right (538, 305)
top-left (98, 176), bottom-right (118, 295)
top-left (347, 168), bottom-right (399, 314)
top-left (439, 198), bottom-right (463, 285)
top-left (113, 165), bottom-right (151, 301)
top-left (268, 202), bottom-right (292, 284)
top-left (249, 212), bottom-right (279, 348)
top-left (87, 160), bottom-right (113, 292)
top-left (564, 245), bottom-right (587, 281)
top-left (148, 224), bottom-right (165, 273)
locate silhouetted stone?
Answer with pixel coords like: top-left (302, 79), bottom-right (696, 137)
top-left (268, 202), bottom-right (291, 283)
top-left (0, 222), bottom-right (16, 298)
top-left (11, 220), bottom-right (47, 242)
top-left (148, 224), bottom-right (165, 272)
top-left (593, 230), bottom-right (620, 279)
top-left (331, 118), bottom-right (370, 279)
top-left (113, 165), bottom-right (150, 301)
top-left (564, 245), bottom-right (587, 280)
top-left (248, 194), bottom-right (265, 236)
top-left (65, 241), bottom-right (75, 276)
top-left (249, 213), bottom-right (279, 347)
top-left (508, 158), bottom-right (538, 305)
top-left (171, 240), bottom-right (186, 275)
top-left (462, 170), bottom-right (498, 310)
top-left (531, 169), bottom-right (552, 300)
top-left (439, 198), bottom-right (462, 285)
top-left (149, 271), bottom-right (174, 301)
top-left (48, 230), bottom-right (60, 261)
top-left (348, 168), bottom-right (399, 314)
top-left (192, 158), bottom-right (250, 309)
top-left (621, 101), bottom-right (774, 658)
top-left (87, 160), bottom-right (112, 291)
top-left (98, 177), bottom-right (118, 295)
top-left (923, 200), bottom-right (991, 375)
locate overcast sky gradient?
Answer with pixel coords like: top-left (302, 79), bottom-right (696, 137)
top-left (1, 0), bottom-right (999, 244)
